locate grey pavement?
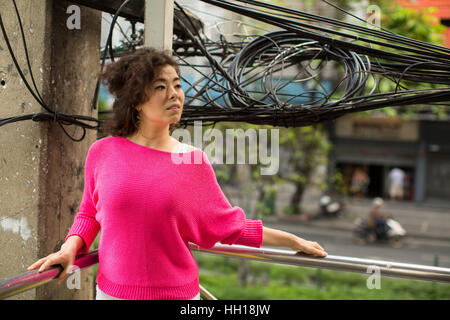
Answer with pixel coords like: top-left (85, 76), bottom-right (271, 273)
top-left (262, 197), bottom-right (450, 242)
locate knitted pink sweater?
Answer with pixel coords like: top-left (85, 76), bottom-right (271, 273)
top-left (65, 136), bottom-right (263, 300)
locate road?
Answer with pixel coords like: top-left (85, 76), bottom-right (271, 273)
top-left (263, 221), bottom-right (450, 268)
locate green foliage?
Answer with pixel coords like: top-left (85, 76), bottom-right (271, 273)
top-left (93, 235), bottom-right (450, 300)
top-left (329, 169), bottom-right (348, 196)
top-left (195, 253), bottom-right (450, 300)
top-left (379, 2), bottom-right (445, 45)
top-left (97, 94), bottom-right (110, 112)
top-left (278, 124), bottom-right (331, 213)
top-left (206, 121), bottom-right (330, 216)
top-left (255, 185), bottom-right (278, 217)
top-left (353, 0), bottom-right (448, 117)
top-left (207, 121), bottom-right (283, 218)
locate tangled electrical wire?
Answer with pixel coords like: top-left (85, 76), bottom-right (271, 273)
top-left (0, 0), bottom-right (105, 141)
top-left (1, 0), bottom-right (450, 140)
top-left (0, 0), bottom-right (136, 141)
top-left (0, 0), bottom-right (208, 140)
top-left (174, 0), bottom-right (450, 127)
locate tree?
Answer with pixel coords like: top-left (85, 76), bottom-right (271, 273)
top-left (277, 125), bottom-right (331, 215)
top-left (355, 0), bottom-right (447, 117)
top-left (378, 0), bottom-right (445, 45)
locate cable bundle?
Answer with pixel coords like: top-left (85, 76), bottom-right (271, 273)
top-left (176, 0), bottom-right (450, 127)
top-left (0, 0), bottom-right (106, 141)
top-left (2, 0), bottom-right (449, 138)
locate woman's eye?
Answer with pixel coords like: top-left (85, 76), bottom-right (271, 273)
top-left (175, 84), bottom-right (182, 89)
top-left (155, 85), bottom-right (165, 90)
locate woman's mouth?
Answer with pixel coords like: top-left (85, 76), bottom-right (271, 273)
top-left (166, 105), bottom-right (181, 111)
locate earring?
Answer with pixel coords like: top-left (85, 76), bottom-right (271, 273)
top-left (134, 108), bottom-right (141, 126)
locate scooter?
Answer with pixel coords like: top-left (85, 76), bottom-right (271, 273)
top-left (353, 217), bottom-right (407, 248)
top-left (317, 194), bottom-right (345, 218)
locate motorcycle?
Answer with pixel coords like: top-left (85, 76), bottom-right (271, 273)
top-left (317, 194), bottom-right (345, 218)
top-left (353, 217), bottom-right (407, 248)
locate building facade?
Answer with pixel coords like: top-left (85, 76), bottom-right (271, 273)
top-left (328, 115), bottom-right (450, 203)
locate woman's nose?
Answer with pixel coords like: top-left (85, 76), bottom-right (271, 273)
top-left (168, 85), bottom-right (179, 99)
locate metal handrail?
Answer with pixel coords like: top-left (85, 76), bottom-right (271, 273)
top-left (0, 250), bottom-right (99, 300)
top-left (199, 284), bottom-right (218, 300)
top-left (1, 243), bottom-right (450, 299)
top-left (189, 244), bottom-right (450, 283)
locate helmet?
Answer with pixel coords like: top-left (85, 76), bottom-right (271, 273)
top-left (373, 197), bottom-right (384, 207)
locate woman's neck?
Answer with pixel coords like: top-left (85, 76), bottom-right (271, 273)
top-left (127, 126), bottom-right (178, 151)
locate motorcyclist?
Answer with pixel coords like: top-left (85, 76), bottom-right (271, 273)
top-left (367, 197), bottom-right (390, 241)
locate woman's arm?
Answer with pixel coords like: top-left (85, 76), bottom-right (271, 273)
top-left (262, 226), bottom-right (327, 257)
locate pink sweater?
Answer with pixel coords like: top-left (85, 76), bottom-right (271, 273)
top-left (65, 136), bottom-right (263, 300)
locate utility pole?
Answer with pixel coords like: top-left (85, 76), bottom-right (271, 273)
top-left (144, 0), bottom-right (174, 51)
top-left (0, 0), bottom-right (101, 299)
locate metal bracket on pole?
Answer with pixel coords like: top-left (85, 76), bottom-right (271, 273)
top-left (144, 0), bottom-right (174, 51)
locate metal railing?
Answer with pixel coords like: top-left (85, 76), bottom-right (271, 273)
top-left (1, 243), bottom-right (450, 300)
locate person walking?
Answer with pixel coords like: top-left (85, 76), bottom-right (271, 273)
top-left (350, 167), bottom-right (369, 198)
top-left (388, 167), bottom-right (405, 200)
top-left (27, 48), bottom-right (327, 300)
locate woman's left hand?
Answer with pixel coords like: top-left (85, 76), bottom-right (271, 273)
top-left (262, 226), bottom-right (327, 257)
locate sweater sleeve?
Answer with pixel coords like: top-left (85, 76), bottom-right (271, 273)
top-left (65, 142), bottom-right (101, 255)
top-left (176, 150), bottom-right (263, 249)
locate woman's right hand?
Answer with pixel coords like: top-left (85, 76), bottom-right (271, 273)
top-left (27, 235), bottom-right (83, 284)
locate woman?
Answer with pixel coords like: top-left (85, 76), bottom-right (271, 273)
top-left (27, 48), bottom-right (327, 300)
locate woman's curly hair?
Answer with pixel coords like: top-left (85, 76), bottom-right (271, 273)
top-left (99, 47), bottom-right (181, 137)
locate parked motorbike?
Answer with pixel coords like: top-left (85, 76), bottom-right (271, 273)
top-left (353, 217), bottom-right (407, 248)
top-left (317, 194), bottom-right (345, 218)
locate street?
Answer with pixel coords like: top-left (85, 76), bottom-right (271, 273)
top-left (263, 221), bottom-right (450, 269)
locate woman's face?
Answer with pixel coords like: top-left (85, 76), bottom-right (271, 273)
top-left (136, 64), bottom-right (184, 127)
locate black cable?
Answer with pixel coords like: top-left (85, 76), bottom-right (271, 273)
top-left (169, 1), bottom-right (449, 126)
top-left (4, 0), bottom-right (448, 133)
top-left (11, 0), bottom-right (44, 105)
top-left (230, 0), bottom-right (450, 56)
top-left (175, 6), bottom-right (450, 126)
top-left (0, 0), bottom-right (100, 141)
top-left (0, 13), bottom-right (50, 113)
top-left (90, 0), bottom-right (134, 111)
top-left (200, 0), bottom-right (450, 65)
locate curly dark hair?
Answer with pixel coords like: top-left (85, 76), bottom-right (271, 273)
top-left (99, 47), bottom-right (181, 137)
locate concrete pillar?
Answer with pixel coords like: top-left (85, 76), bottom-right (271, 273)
top-left (0, 0), bottom-right (101, 299)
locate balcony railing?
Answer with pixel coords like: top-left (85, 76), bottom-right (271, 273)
top-left (1, 243), bottom-right (449, 300)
